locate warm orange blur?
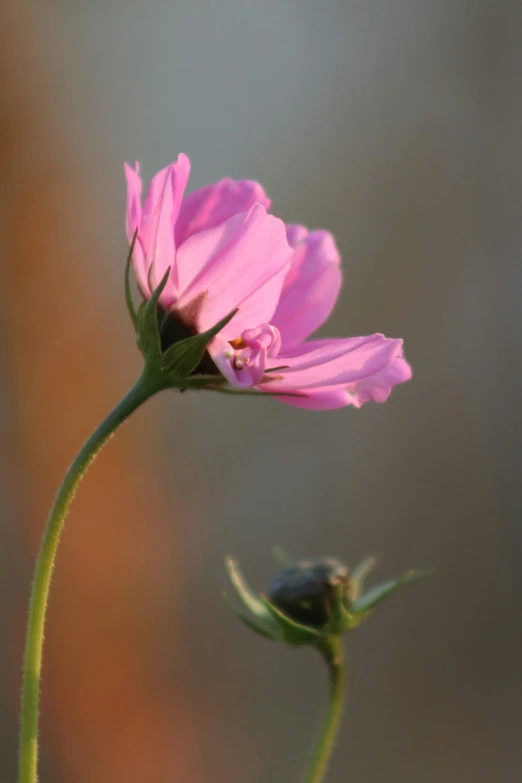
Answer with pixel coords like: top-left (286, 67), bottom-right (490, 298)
top-left (0, 3), bottom-right (208, 781)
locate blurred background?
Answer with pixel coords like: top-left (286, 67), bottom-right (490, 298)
top-left (1, 1), bottom-right (521, 781)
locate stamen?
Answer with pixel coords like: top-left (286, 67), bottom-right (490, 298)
top-left (230, 337), bottom-right (247, 349)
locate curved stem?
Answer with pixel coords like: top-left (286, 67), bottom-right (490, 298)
top-left (18, 368), bottom-right (164, 783)
top-left (302, 638), bottom-right (346, 783)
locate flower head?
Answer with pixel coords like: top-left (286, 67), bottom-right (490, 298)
top-left (125, 154), bottom-right (411, 408)
top-left (224, 553), bottom-right (431, 646)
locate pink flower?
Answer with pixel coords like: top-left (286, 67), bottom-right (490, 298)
top-left (125, 154), bottom-right (411, 409)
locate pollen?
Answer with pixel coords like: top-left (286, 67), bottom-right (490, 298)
top-left (230, 337), bottom-right (247, 349)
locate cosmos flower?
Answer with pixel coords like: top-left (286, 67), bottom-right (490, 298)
top-left (125, 154), bottom-right (411, 409)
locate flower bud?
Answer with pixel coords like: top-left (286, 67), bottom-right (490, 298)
top-left (268, 558), bottom-right (350, 628)
top-left (225, 553), bottom-right (430, 646)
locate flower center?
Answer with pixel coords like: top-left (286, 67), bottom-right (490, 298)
top-left (223, 325), bottom-right (282, 386)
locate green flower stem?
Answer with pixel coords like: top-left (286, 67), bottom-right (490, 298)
top-left (18, 367), bottom-right (165, 783)
top-left (303, 638), bottom-right (346, 783)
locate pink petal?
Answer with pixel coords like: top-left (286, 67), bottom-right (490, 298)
top-left (347, 354), bottom-right (412, 407)
top-left (286, 224), bottom-right (308, 246)
top-left (208, 336), bottom-right (241, 385)
top-left (209, 325), bottom-right (281, 388)
top-left (265, 335), bottom-right (403, 390)
top-left (176, 178), bottom-right (271, 245)
top-left (124, 162), bottom-right (149, 296)
top-left (124, 161), bottom-right (142, 241)
top-left (258, 338), bottom-right (411, 409)
top-left (271, 227), bottom-right (342, 349)
top-left (175, 203), bottom-right (293, 337)
top-left (140, 154), bottom-right (191, 303)
top-left (263, 387), bottom-right (355, 410)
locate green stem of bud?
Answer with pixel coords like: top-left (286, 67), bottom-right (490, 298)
top-left (18, 367), bottom-right (165, 783)
top-left (302, 637), bottom-right (346, 783)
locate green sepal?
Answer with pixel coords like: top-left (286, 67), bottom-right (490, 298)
top-left (225, 557), bottom-right (281, 637)
top-left (353, 569), bottom-right (433, 616)
top-left (350, 555), bottom-right (377, 602)
top-left (161, 309), bottom-right (238, 377)
top-left (179, 375), bottom-right (228, 390)
top-left (272, 545), bottom-right (291, 569)
top-left (324, 582), bottom-right (355, 634)
top-left (260, 596), bottom-right (321, 645)
top-left (264, 365), bottom-right (290, 374)
top-left (207, 387), bottom-right (307, 399)
top-left (125, 230), bottom-right (139, 329)
top-left (222, 594), bottom-right (278, 641)
top-left (136, 268), bottom-right (171, 362)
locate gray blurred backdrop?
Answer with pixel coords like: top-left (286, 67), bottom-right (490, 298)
top-left (1, 1), bottom-right (522, 782)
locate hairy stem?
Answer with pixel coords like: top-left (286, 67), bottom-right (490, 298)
top-left (302, 638), bottom-right (346, 783)
top-left (18, 368), bottom-right (163, 783)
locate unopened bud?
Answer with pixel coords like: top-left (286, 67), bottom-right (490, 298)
top-left (268, 558), bottom-right (350, 628)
